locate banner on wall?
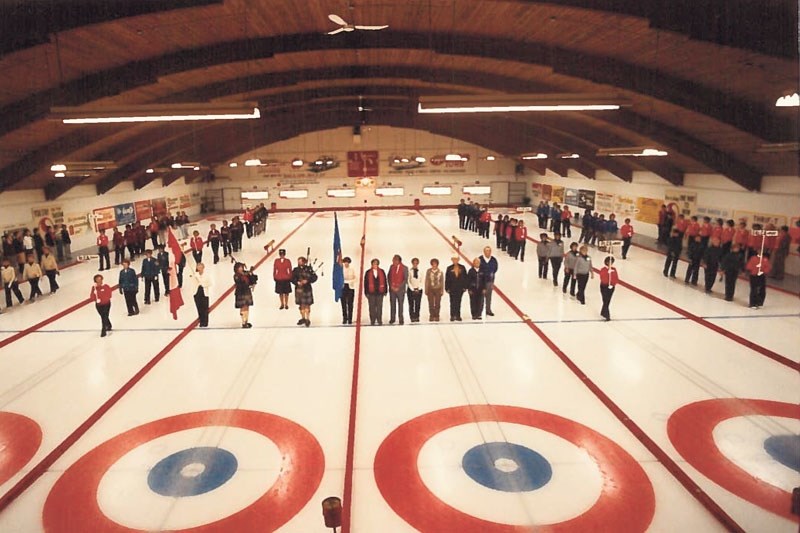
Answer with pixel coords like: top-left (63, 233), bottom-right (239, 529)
top-left (114, 203), bottom-right (136, 226)
top-left (595, 192), bottom-right (615, 213)
top-left (551, 186), bottom-right (565, 203)
top-left (790, 217), bottom-right (800, 245)
top-left (166, 197), bottom-right (180, 213)
top-left (530, 183), bottom-right (542, 200)
top-left (578, 189), bottom-right (595, 210)
top-left (347, 150), bottom-right (379, 177)
top-left (665, 188), bottom-right (697, 217)
top-left (733, 210), bottom-right (787, 228)
top-left (564, 188), bottom-right (580, 207)
top-left (541, 184), bottom-right (552, 201)
top-left (613, 195), bottom-right (638, 217)
top-left (31, 205), bottom-right (65, 230)
top-left (64, 212), bottom-right (91, 236)
top-left (135, 200), bottom-right (153, 222)
top-left (151, 198), bottom-right (168, 218)
top-left (635, 197), bottom-right (662, 224)
top-left (695, 205), bottom-right (732, 220)
top-left (180, 194), bottom-right (191, 208)
top-left (93, 207), bottom-right (116, 231)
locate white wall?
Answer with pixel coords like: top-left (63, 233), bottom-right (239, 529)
top-left (0, 179), bottom-right (203, 251)
top-left (207, 126), bottom-right (524, 210)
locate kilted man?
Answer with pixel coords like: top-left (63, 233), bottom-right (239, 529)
top-left (291, 257), bottom-right (318, 327)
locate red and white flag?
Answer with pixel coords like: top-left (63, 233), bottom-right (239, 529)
top-left (167, 227), bottom-right (184, 320)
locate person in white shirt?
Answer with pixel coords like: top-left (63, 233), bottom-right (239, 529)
top-left (188, 262), bottom-right (212, 327)
top-left (340, 257), bottom-right (356, 324)
top-left (406, 257), bottom-right (424, 323)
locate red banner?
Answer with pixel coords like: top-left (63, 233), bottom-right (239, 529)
top-left (347, 151), bottom-right (379, 177)
top-left (93, 207), bottom-right (116, 231)
top-left (134, 200), bottom-right (152, 222)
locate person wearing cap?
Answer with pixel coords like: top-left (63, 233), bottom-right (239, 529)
top-left (273, 249), bottom-right (293, 310)
top-left (599, 256), bottom-right (618, 321)
top-left (445, 255), bottom-right (468, 321)
top-left (341, 256), bottom-right (356, 324)
top-left (118, 258), bottom-right (139, 316)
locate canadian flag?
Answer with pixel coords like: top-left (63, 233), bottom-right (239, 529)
top-left (167, 227), bottom-right (184, 320)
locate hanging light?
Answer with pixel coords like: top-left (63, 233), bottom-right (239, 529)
top-left (229, 162), bottom-right (238, 168)
top-left (244, 159), bottom-right (263, 167)
top-left (291, 158), bottom-right (304, 167)
top-left (521, 153), bottom-right (548, 160)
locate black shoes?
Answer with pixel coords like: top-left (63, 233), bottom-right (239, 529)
top-left (242, 322), bottom-right (252, 328)
top-left (486, 311), bottom-right (494, 316)
top-left (297, 318), bottom-right (305, 325)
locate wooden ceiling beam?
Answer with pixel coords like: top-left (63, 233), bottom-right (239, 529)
top-left (0, 32), bottom-right (790, 144)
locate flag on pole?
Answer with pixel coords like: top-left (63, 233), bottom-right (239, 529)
top-left (167, 227), bottom-right (184, 320)
top-left (332, 212), bottom-right (345, 302)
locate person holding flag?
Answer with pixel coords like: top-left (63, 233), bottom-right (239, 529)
top-left (166, 227), bottom-right (184, 320)
top-left (331, 213), bottom-right (351, 324)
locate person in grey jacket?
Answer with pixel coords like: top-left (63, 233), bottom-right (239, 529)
top-left (573, 245), bottom-right (594, 305)
top-left (537, 234), bottom-right (550, 279)
top-left (562, 242), bottom-right (580, 296)
top-left (547, 233), bottom-right (565, 287)
top-left (387, 254), bottom-right (408, 325)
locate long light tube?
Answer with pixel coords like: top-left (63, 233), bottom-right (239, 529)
top-left (51, 103), bottom-right (261, 124)
top-left (418, 93), bottom-right (629, 114)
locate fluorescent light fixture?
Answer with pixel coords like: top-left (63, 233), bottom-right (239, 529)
top-left (596, 147), bottom-right (668, 157)
top-left (291, 159), bottom-right (304, 167)
top-left (375, 187), bottom-right (404, 197)
top-left (558, 153), bottom-right (580, 159)
top-left (241, 191), bottom-right (269, 200)
top-left (418, 93), bottom-right (629, 114)
top-left (755, 142), bottom-right (800, 153)
top-left (445, 153), bottom-right (469, 161)
top-left (485, 155), bottom-right (496, 161)
top-left (327, 188), bottom-right (357, 198)
top-left (279, 189), bottom-right (308, 199)
top-left (51, 102), bottom-right (261, 124)
top-left (244, 159), bottom-right (263, 167)
top-left (422, 186), bottom-right (452, 196)
top-left (50, 164), bottom-right (67, 172)
top-left (415, 156), bottom-right (426, 163)
top-left (146, 168), bottom-right (154, 174)
top-left (193, 166), bottom-right (200, 171)
top-left (463, 185), bottom-right (491, 195)
top-left (521, 153), bottom-right (548, 160)
top-left (775, 93), bottom-right (799, 107)
top-left (229, 162), bottom-right (238, 168)
top-left (54, 172), bottom-right (65, 178)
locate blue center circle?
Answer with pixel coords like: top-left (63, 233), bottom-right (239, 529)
top-left (763, 434), bottom-right (800, 473)
top-left (462, 442), bottom-right (552, 493)
top-left (147, 447), bottom-right (238, 497)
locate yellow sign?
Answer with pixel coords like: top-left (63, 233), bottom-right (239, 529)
top-left (635, 197), bottom-right (661, 225)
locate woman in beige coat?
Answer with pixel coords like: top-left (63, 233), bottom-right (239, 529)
top-left (424, 258), bottom-right (444, 322)
top-left (39, 246), bottom-right (59, 293)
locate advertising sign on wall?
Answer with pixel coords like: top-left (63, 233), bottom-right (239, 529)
top-left (31, 205), bottom-right (64, 230)
top-left (550, 186), bottom-right (565, 204)
top-left (93, 207), bottom-right (116, 231)
top-left (180, 194), bottom-right (191, 208)
top-left (530, 183), bottom-right (542, 201)
top-left (595, 192), bottom-right (615, 213)
top-left (695, 205), bottom-right (732, 220)
top-left (114, 203), bottom-right (136, 226)
top-left (733, 210), bottom-right (787, 228)
top-left (541, 184), bottom-right (552, 201)
top-left (64, 212), bottom-right (91, 236)
top-left (347, 151), bottom-right (379, 177)
top-left (151, 198), bottom-right (167, 218)
top-left (167, 197), bottom-right (180, 213)
top-left (665, 188), bottom-right (697, 217)
top-left (635, 197), bottom-right (662, 225)
top-left (564, 188), bottom-right (580, 207)
top-left (134, 200), bottom-right (153, 222)
top-left (578, 189), bottom-right (595, 210)
top-left (613, 195), bottom-right (638, 217)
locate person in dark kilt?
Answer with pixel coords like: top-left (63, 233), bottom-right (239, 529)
top-left (234, 262), bottom-right (255, 328)
top-left (291, 256), bottom-right (318, 327)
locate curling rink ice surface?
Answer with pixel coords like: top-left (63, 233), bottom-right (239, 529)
top-left (0, 208), bottom-right (798, 532)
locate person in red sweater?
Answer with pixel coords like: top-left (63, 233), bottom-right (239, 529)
top-left (190, 230), bottom-right (204, 264)
top-left (674, 214), bottom-right (688, 241)
top-left (745, 253), bottom-right (771, 309)
top-left (734, 221), bottom-right (750, 256)
top-left (96, 230), bottom-right (111, 271)
top-left (599, 256), bottom-right (619, 321)
top-left (685, 216), bottom-right (700, 243)
top-left (273, 249), bottom-right (293, 310)
top-left (620, 218), bottom-right (634, 259)
top-left (720, 219), bottom-right (735, 256)
top-left (112, 227), bottom-right (125, 265)
top-left (514, 219), bottom-right (528, 262)
top-left (746, 223), bottom-right (763, 261)
top-left (91, 273), bottom-right (113, 337)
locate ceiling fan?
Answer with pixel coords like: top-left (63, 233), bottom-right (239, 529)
top-left (327, 13), bottom-right (388, 35)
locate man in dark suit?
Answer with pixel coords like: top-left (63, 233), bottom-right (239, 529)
top-left (445, 255), bottom-right (468, 321)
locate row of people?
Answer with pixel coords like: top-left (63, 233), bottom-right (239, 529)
top-left (2, 225), bottom-right (73, 270)
top-left (493, 217), bottom-right (528, 261)
top-left (535, 201), bottom-right (573, 238)
top-left (457, 200), bottom-right (493, 239)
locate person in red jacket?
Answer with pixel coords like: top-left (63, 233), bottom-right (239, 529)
top-left (620, 218), bottom-right (634, 259)
top-left (745, 253), bottom-right (771, 309)
top-left (273, 248), bottom-right (293, 310)
top-left (514, 219), bottom-right (528, 262)
top-left (734, 221), bottom-right (749, 257)
top-left (96, 230), bottom-right (111, 271)
top-left (746, 223), bottom-right (763, 261)
top-left (720, 219), bottom-right (735, 256)
top-left (90, 273), bottom-right (113, 337)
top-left (674, 214), bottom-right (688, 241)
top-left (112, 227), bottom-right (125, 265)
top-left (190, 230), bottom-right (204, 264)
top-left (599, 256), bottom-right (619, 321)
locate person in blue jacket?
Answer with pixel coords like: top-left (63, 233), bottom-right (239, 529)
top-left (579, 209), bottom-right (594, 244)
top-left (118, 258), bottom-right (140, 316)
top-left (550, 203), bottom-right (562, 234)
top-left (141, 249), bottom-right (160, 304)
top-left (606, 214), bottom-right (619, 239)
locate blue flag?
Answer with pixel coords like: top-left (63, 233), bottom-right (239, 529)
top-left (332, 212), bottom-right (345, 302)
